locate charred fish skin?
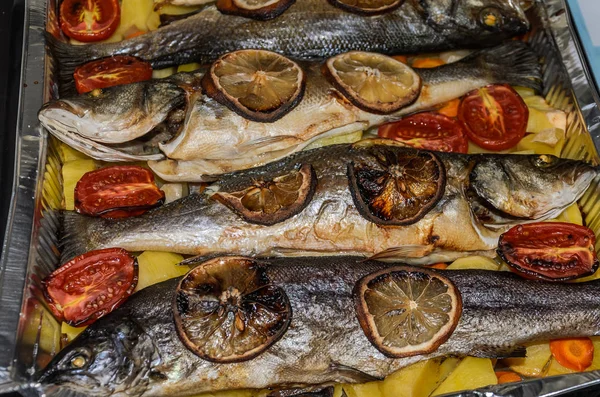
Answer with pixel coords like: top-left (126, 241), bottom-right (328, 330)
top-left (39, 257), bottom-right (600, 397)
top-left (48, 0), bottom-right (529, 89)
top-left (59, 144), bottom-right (598, 264)
top-left (40, 42), bottom-right (541, 175)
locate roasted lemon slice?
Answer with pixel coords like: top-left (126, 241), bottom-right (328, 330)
top-left (328, 0), bottom-right (404, 15)
top-left (213, 164), bottom-right (317, 225)
top-left (202, 49), bottom-right (306, 122)
top-left (323, 51), bottom-right (421, 114)
top-left (348, 145), bottom-right (445, 225)
top-left (174, 257), bottom-right (291, 363)
top-left (217, 0), bottom-right (295, 20)
top-left (354, 266), bottom-right (462, 358)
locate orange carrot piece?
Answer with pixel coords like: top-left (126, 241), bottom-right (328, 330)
top-left (429, 263), bottom-right (449, 270)
top-left (550, 338), bottom-right (594, 371)
top-left (495, 371), bottom-right (523, 384)
top-left (392, 55), bottom-right (408, 64)
top-left (412, 58), bottom-right (445, 69)
top-left (437, 99), bottom-right (460, 118)
top-left (125, 30), bottom-right (146, 40)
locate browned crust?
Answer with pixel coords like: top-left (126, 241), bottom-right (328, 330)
top-left (173, 256), bottom-right (292, 363)
top-left (321, 52), bottom-right (422, 115)
top-left (213, 164), bottom-right (318, 225)
top-left (353, 266), bottom-right (462, 358)
top-left (327, 0), bottom-right (405, 16)
top-left (201, 50), bottom-right (306, 123)
top-left (347, 150), bottom-right (446, 226)
top-left (216, 0), bottom-right (296, 21)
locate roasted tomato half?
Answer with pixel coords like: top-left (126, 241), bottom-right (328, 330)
top-left (458, 84), bottom-right (528, 151)
top-left (42, 248), bottom-right (138, 326)
top-left (60, 0), bottom-right (120, 42)
top-left (378, 112), bottom-right (468, 153)
top-left (75, 166), bottom-right (165, 218)
top-left (497, 222), bottom-right (599, 281)
top-left (74, 56), bottom-right (153, 94)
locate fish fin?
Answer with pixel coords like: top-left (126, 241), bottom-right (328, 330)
top-left (470, 344), bottom-right (527, 359)
top-left (179, 253), bottom-right (258, 266)
top-left (60, 211), bottom-right (104, 263)
top-left (368, 245), bottom-right (434, 261)
top-left (328, 362), bottom-right (382, 383)
top-left (463, 41), bottom-right (542, 92)
top-left (268, 386), bottom-right (335, 397)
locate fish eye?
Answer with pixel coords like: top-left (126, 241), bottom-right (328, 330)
top-left (533, 154), bottom-right (557, 168)
top-left (479, 7), bottom-right (504, 30)
top-left (71, 355), bottom-right (87, 368)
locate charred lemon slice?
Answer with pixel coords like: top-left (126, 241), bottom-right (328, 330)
top-left (354, 266), bottom-right (462, 358)
top-left (322, 51), bottom-right (421, 114)
top-left (213, 164), bottom-right (317, 225)
top-left (217, 0), bottom-right (295, 20)
top-left (348, 146), bottom-right (445, 225)
top-left (174, 257), bottom-right (291, 363)
top-left (202, 49), bottom-right (306, 122)
top-left (328, 0), bottom-right (404, 15)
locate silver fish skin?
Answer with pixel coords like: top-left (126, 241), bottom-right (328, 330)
top-left (39, 257), bottom-right (600, 397)
top-left (60, 143), bottom-right (598, 265)
top-left (39, 42), bottom-right (542, 181)
top-left (48, 0), bottom-right (529, 86)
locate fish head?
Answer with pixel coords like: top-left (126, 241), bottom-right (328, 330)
top-left (469, 154), bottom-right (598, 220)
top-left (38, 80), bottom-right (187, 145)
top-left (419, 0), bottom-right (529, 39)
top-left (38, 318), bottom-right (160, 396)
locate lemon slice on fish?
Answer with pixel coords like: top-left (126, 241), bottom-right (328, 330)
top-left (217, 0), bottom-right (295, 20)
top-left (354, 266), bottom-right (462, 358)
top-left (348, 144), bottom-right (445, 225)
top-left (322, 51), bottom-right (421, 114)
top-left (213, 164), bottom-right (316, 225)
top-left (328, 0), bottom-right (404, 15)
top-left (202, 49), bottom-right (306, 122)
top-left (174, 257), bottom-right (291, 363)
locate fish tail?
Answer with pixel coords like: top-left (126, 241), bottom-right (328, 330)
top-left (60, 211), bottom-right (105, 263)
top-left (468, 41), bottom-right (542, 92)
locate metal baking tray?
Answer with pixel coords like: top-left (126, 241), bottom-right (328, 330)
top-left (3, 0), bottom-right (600, 395)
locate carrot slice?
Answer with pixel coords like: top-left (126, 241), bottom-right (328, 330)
top-left (429, 263), bottom-right (449, 270)
top-left (392, 55), bottom-right (408, 64)
top-left (412, 58), bottom-right (445, 69)
top-left (125, 29), bottom-right (145, 39)
top-left (437, 99), bottom-right (460, 118)
top-left (550, 338), bottom-right (594, 371)
top-left (495, 371), bottom-right (522, 384)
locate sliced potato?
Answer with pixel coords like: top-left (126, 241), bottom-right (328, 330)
top-left (58, 142), bottom-right (91, 162)
top-left (304, 130), bottom-right (363, 150)
top-left (382, 357), bottom-right (459, 397)
top-left (446, 256), bottom-right (499, 271)
top-left (503, 342), bottom-right (551, 377)
top-left (516, 133), bottom-right (564, 157)
top-left (178, 63), bottom-right (202, 73)
top-left (153, 67), bottom-right (177, 79)
top-left (61, 322), bottom-right (86, 345)
top-left (342, 381), bottom-right (384, 397)
top-left (135, 251), bottom-right (188, 292)
top-left (431, 357), bottom-right (497, 396)
top-left (552, 203), bottom-right (583, 226)
top-left (62, 159), bottom-right (97, 210)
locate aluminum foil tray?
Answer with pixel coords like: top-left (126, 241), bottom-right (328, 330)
top-left (2, 0), bottom-right (600, 396)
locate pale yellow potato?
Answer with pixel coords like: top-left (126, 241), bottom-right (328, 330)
top-left (135, 251), bottom-right (189, 292)
top-left (503, 342), bottom-right (552, 377)
top-left (446, 256), bottom-right (500, 271)
top-left (431, 357), bottom-right (497, 396)
top-left (551, 203), bottom-right (583, 226)
top-left (62, 159), bottom-right (96, 210)
top-left (61, 322), bottom-right (86, 344)
top-left (341, 381), bottom-right (384, 397)
top-left (381, 357), bottom-right (460, 397)
top-left (178, 63), bottom-right (202, 72)
top-left (58, 142), bottom-right (91, 162)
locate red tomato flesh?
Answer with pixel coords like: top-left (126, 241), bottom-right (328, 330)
top-left (497, 222), bottom-right (599, 281)
top-left (378, 112), bottom-right (468, 153)
top-left (75, 166), bottom-right (165, 218)
top-left (60, 0), bottom-right (120, 42)
top-left (43, 248), bottom-right (138, 326)
top-left (74, 56), bottom-right (153, 94)
top-left (458, 84), bottom-right (528, 150)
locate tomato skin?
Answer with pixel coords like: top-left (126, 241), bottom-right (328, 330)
top-left (497, 222), bottom-right (599, 281)
top-left (42, 248), bottom-right (138, 326)
top-left (75, 166), bottom-right (165, 218)
top-left (378, 112), bottom-right (468, 153)
top-left (459, 84), bottom-right (528, 151)
top-left (60, 0), bottom-right (120, 42)
top-left (74, 56), bottom-right (153, 94)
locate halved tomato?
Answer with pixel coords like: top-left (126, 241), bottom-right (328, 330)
top-left (42, 248), bottom-right (138, 326)
top-left (74, 56), bottom-right (153, 94)
top-left (378, 112), bottom-right (468, 153)
top-left (458, 84), bottom-right (528, 151)
top-left (60, 0), bottom-right (120, 42)
top-left (75, 166), bottom-right (165, 218)
top-left (497, 222), bottom-right (599, 281)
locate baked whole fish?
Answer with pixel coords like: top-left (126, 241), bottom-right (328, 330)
top-left (39, 256), bottom-right (600, 397)
top-left (60, 142), bottom-right (597, 265)
top-left (39, 42), bottom-right (542, 182)
top-left (48, 0), bottom-right (529, 84)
